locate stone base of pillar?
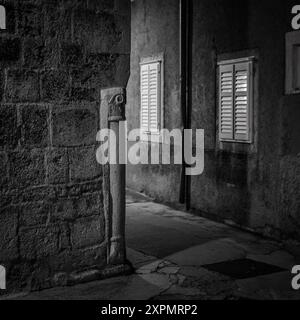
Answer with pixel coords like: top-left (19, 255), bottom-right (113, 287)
top-left (51, 263), bottom-right (133, 288)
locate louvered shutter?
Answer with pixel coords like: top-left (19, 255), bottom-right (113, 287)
top-left (140, 64), bottom-right (149, 132)
top-left (219, 64), bottom-right (234, 140)
top-left (234, 62), bottom-right (251, 141)
top-left (148, 62), bottom-right (160, 133)
top-left (140, 61), bottom-right (160, 134)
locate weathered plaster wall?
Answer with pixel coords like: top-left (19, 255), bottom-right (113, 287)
top-left (127, 0), bottom-right (300, 241)
top-left (0, 0), bottom-right (130, 293)
top-left (126, 0), bottom-right (181, 203)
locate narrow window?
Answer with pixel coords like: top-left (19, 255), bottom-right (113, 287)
top-left (286, 31), bottom-right (300, 94)
top-left (0, 5), bottom-right (6, 30)
top-left (140, 58), bottom-right (163, 135)
top-left (218, 57), bottom-right (254, 143)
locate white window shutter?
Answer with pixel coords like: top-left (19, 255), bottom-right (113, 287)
top-left (0, 6), bottom-right (6, 30)
top-left (140, 64), bottom-right (150, 132)
top-left (140, 61), bottom-right (161, 134)
top-left (148, 62), bottom-right (160, 133)
top-left (219, 64), bottom-right (234, 140)
top-left (234, 62), bottom-right (251, 141)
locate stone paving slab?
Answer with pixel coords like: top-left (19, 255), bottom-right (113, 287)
top-left (235, 271), bottom-right (300, 300)
top-left (166, 239), bottom-right (247, 267)
top-left (247, 250), bottom-right (299, 269)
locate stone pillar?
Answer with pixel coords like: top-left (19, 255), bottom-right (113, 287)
top-left (107, 87), bottom-right (127, 265)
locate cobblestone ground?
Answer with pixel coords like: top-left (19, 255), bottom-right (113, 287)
top-left (6, 190), bottom-right (300, 300)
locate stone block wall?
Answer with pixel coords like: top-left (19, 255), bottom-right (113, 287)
top-left (0, 0), bottom-right (130, 294)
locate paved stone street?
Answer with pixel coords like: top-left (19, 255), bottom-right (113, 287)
top-left (7, 190), bottom-right (300, 300)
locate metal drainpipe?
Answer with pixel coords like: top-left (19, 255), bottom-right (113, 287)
top-left (179, 0), bottom-right (192, 210)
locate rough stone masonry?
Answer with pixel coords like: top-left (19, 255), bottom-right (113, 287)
top-left (0, 0), bottom-right (130, 294)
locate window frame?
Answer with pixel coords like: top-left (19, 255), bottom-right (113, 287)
top-left (217, 57), bottom-right (255, 144)
top-left (139, 54), bottom-right (164, 139)
top-left (286, 31), bottom-right (300, 95)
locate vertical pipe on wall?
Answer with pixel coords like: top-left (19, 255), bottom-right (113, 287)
top-left (179, 0), bottom-right (192, 210)
top-left (179, 0), bottom-right (187, 205)
top-left (186, 0), bottom-right (193, 211)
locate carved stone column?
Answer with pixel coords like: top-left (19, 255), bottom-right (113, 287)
top-left (106, 87), bottom-right (127, 265)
